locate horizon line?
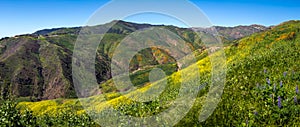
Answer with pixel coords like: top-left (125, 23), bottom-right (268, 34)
top-left (1, 19), bottom-right (297, 39)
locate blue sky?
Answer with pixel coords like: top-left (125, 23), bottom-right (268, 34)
top-left (0, 0), bottom-right (299, 38)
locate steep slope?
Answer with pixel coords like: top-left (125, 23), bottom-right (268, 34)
top-left (17, 20), bottom-right (300, 126)
top-left (0, 20), bottom-right (205, 100)
top-left (0, 35), bottom-right (75, 100)
top-left (0, 20), bottom-right (271, 101)
top-left (0, 36), bottom-right (43, 99)
top-left (201, 20), bottom-right (300, 126)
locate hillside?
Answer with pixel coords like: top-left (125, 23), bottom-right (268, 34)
top-left (9, 20), bottom-right (300, 126)
top-left (0, 20), bottom-right (266, 101)
top-left (0, 20), bottom-right (203, 100)
top-left (192, 24), bottom-right (268, 43)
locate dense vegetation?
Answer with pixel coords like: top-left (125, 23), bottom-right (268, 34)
top-left (1, 20), bottom-right (300, 126)
top-left (0, 21), bottom-right (203, 100)
top-left (0, 20), bottom-right (265, 101)
top-left (201, 20), bottom-right (300, 126)
top-left (0, 99), bottom-right (99, 126)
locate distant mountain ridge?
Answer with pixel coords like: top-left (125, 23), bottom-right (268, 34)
top-left (192, 24), bottom-right (268, 41)
top-left (31, 20), bottom-right (268, 41)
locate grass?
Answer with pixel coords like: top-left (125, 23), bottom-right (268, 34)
top-left (1, 20), bottom-right (300, 126)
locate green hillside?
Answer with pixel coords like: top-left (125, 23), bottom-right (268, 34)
top-left (1, 20), bottom-right (300, 126)
top-left (0, 21), bottom-right (300, 126)
top-left (0, 20), bottom-right (261, 101)
top-left (0, 20), bottom-right (206, 100)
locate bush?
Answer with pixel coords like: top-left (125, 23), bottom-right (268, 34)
top-left (0, 100), bottom-right (37, 126)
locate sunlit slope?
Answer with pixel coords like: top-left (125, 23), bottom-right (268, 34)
top-left (201, 20), bottom-right (300, 126)
top-left (17, 47), bottom-right (212, 112)
top-left (18, 20), bottom-right (300, 126)
top-left (0, 20), bottom-right (268, 101)
top-left (0, 20), bottom-right (206, 100)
